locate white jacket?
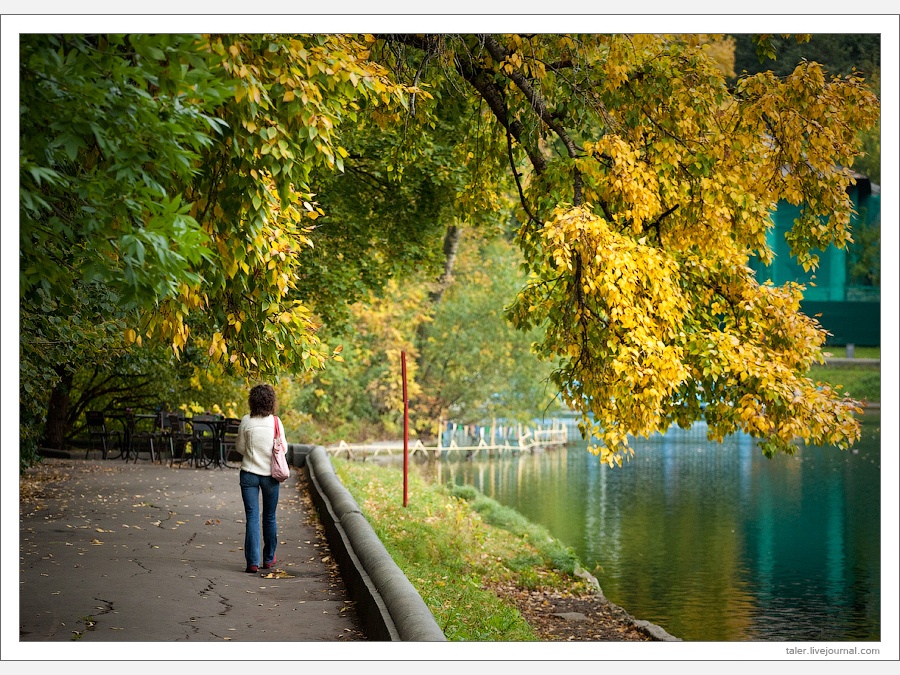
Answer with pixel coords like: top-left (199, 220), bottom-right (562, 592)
top-left (234, 414), bottom-right (286, 476)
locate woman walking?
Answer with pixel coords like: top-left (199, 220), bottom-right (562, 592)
top-left (235, 383), bottom-right (286, 573)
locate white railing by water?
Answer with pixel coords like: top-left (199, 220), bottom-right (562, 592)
top-left (325, 421), bottom-right (568, 459)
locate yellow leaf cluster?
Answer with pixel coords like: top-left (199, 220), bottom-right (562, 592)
top-left (514, 207), bottom-right (693, 463)
top-left (350, 279), bottom-right (429, 415)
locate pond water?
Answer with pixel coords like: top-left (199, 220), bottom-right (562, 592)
top-left (422, 413), bottom-right (882, 642)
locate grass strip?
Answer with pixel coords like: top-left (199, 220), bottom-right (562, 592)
top-left (332, 458), bottom-right (591, 641)
top-left (810, 365), bottom-right (880, 405)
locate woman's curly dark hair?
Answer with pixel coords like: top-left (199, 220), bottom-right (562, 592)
top-left (248, 383), bottom-right (277, 417)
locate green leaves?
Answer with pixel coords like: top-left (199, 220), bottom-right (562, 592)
top-left (20, 34), bottom-right (225, 308)
top-left (19, 34), bottom-right (229, 462)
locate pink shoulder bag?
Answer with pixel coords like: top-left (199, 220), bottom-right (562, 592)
top-left (271, 416), bottom-right (290, 482)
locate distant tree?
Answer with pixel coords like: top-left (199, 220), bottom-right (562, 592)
top-left (416, 235), bottom-right (562, 436)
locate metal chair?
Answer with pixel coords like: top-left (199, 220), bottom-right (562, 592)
top-left (160, 411), bottom-right (192, 466)
top-left (221, 418), bottom-right (243, 468)
top-left (85, 411), bottom-right (123, 460)
top-left (191, 414), bottom-right (224, 468)
top-left (125, 411), bottom-right (158, 463)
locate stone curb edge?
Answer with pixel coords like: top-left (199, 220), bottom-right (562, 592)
top-left (289, 443), bottom-right (447, 642)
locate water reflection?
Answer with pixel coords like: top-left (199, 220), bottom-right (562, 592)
top-left (419, 415), bottom-right (881, 641)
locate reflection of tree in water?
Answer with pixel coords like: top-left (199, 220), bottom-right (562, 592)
top-left (427, 421), bottom-right (881, 641)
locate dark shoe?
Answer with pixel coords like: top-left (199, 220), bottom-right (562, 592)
top-left (262, 557), bottom-right (277, 570)
top-left (245, 565), bottom-right (258, 573)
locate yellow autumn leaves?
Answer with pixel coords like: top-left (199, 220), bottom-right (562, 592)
top-left (514, 207), bottom-right (690, 466)
top-left (514, 199), bottom-right (862, 466)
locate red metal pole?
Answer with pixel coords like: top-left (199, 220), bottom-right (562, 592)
top-left (402, 350), bottom-right (409, 507)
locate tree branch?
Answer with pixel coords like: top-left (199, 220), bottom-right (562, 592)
top-left (481, 36), bottom-right (583, 206)
top-left (506, 125), bottom-right (541, 229)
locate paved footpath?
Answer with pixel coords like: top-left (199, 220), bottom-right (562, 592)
top-left (17, 458), bottom-right (367, 646)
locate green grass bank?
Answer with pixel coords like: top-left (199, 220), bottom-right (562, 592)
top-left (816, 346), bottom-right (881, 405)
top-left (331, 458), bottom-right (595, 641)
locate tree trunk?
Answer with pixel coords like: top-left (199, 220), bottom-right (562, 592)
top-left (41, 367), bottom-right (73, 450)
top-left (414, 223), bottom-right (464, 408)
top-left (428, 224), bottom-right (463, 305)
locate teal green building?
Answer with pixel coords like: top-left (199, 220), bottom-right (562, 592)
top-left (749, 174), bottom-right (881, 346)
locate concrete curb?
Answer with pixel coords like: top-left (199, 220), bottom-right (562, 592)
top-left (292, 447), bottom-right (674, 642)
top-left (287, 443), bottom-right (315, 469)
top-left (298, 444), bottom-right (447, 642)
top-left (823, 357), bottom-right (880, 367)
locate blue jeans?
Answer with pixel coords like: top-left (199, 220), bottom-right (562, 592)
top-left (239, 470), bottom-right (280, 568)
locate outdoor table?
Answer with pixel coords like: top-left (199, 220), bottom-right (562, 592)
top-left (188, 414), bottom-right (230, 468)
top-left (107, 411), bottom-right (159, 462)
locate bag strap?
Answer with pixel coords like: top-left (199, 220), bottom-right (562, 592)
top-left (273, 416), bottom-right (280, 439)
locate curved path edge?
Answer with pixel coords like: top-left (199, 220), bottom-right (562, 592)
top-left (289, 444), bottom-right (447, 642)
